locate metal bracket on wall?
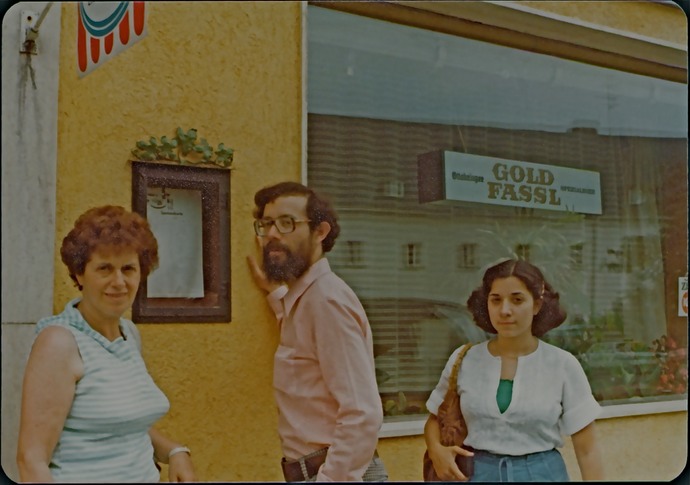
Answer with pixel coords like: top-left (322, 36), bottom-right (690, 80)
top-left (19, 10), bottom-right (39, 55)
top-left (20, 3), bottom-right (54, 55)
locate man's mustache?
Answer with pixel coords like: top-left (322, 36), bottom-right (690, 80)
top-left (264, 241), bottom-right (290, 254)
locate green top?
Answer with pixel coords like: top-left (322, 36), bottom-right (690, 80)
top-left (497, 379), bottom-right (514, 414)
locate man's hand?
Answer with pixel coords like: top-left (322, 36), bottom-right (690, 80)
top-left (247, 237), bottom-right (281, 293)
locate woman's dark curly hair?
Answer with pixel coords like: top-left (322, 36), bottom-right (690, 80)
top-left (466, 259), bottom-right (566, 338)
top-left (60, 205), bottom-right (159, 290)
top-left (253, 181), bottom-right (340, 253)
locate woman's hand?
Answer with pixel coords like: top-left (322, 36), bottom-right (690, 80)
top-left (168, 452), bottom-right (196, 482)
top-left (149, 428), bottom-right (197, 482)
top-left (429, 444), bottom-right (472, 482)
top-left (424, 414), bottom-right (472, 482)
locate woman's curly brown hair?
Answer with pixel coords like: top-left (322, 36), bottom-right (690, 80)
top-left (466, 259), bottom-right (567, 338)
top-left (60, 205), bottom-right (159, 290)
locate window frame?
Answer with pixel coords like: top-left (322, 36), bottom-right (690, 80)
top-left (403, 242), bottom-right (423, 269)
top-left (570, 243), bottom-right (584, 269)
top-left (457, 243), bottom-right (478, 270)
top-left (308, 1), bottom-right (687, 84)
top-left (346, 240), bottom-right (366, 267)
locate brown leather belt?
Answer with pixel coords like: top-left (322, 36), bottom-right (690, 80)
top-left (281, 448), bottom-right (379, 482)
top-left (281, 447), bottom-right (328, 482)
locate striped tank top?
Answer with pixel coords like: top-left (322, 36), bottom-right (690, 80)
top-left (35, 298), bottom-right (170, 483)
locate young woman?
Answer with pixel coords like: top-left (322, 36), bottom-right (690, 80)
top-left (424, 259), bottom-right (603, 482)
top-left (17, 206), bottom-right (196, 483)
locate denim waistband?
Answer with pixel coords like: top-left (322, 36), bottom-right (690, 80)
top-left (470, 448), bottom-right (561, 482)
top-left (472, 448), bottom-right (558, 462)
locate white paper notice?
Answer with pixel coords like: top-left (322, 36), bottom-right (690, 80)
top-left (146, 187), bottom-right (205, 298)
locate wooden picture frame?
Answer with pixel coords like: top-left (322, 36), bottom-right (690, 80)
top-left (131, 161), bottom-right (230, 322)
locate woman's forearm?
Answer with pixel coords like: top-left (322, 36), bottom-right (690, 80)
top-left (424, 414), bottom-right (445, 454)
top-left (576, 447), bottom-right (604, 481)
top-left (149, 427), bottom-right (186, 465)
top-left (572, 422), bottom-right (604, 480)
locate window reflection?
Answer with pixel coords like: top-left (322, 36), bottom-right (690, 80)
top-left (307, 6), bottom-right (687, 418)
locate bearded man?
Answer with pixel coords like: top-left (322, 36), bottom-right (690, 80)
top-left (246, 181), bottom-right (387, 482)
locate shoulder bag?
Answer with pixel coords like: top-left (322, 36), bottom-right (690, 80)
top-left (423, 343), bottom-right (474, 481)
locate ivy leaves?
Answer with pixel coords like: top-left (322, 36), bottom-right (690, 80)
top-left (131, 127), bottom-right (234, 168)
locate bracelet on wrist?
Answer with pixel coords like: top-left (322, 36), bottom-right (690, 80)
top-left (168, 446), bottom-right (191, 459)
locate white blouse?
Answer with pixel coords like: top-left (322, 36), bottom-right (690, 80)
top-left (426, 340), bottom-right (601, 456)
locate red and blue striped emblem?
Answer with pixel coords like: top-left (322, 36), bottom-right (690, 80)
top-left (77, 2), bottom-right (146, 76)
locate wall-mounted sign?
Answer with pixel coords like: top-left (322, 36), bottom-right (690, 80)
top-left (679, 277), bottom-right (688, 317)
top-left (418, 150), bottom-right (602, 215)
top-left (77, 1), bottom-right (147, 77)
top-left (131, 162), bottom-right (231, 323)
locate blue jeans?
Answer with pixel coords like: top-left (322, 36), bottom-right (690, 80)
top-left (469, 449), bottom-right (569, 482)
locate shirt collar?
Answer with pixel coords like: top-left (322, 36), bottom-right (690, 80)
top-left (282, 257), bottom-right (331, 317)
top-left (63, 297), bottom-right (129, 349)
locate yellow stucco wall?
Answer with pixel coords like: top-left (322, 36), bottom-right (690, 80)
top-left (55, 2), bottom-right (301, 481)
top-left (522, 1), bottom-right (687, 45)
top-left (376, 412), bottom-right (688, 481)
top-left (52, 1), bottom-right (686, 482)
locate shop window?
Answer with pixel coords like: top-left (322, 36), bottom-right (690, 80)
top-left (306, 5), bottom-right (687, 428)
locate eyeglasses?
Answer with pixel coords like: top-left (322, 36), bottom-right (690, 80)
top-left (254, 215), bottom-right (311, 236)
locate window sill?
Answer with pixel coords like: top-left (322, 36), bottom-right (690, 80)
top-left (379, 416), bottom-right (428, 438)
top-left (378, 398), bottom-right (688, 439)
top-left (598, 396), bottom-right (687, 419)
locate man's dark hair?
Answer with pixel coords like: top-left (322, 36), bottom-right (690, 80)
top-left (253, 181), bottom-right (340, 253)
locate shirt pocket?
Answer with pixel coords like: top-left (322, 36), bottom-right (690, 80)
top-left (273, 344), bottom-right (321, 397)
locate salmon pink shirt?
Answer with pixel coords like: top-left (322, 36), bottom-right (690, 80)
top-left (266, 258), bottom-right (383, 482)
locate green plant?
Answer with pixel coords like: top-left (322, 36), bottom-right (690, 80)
top-left (158, 135), bottom-right (178, 160)
top-left (383, 391), bottom-right (408, 416)
top-left (214, 143), bottom-right (235, 166)
top-left (131, 127), bottom-right (234, 168)
top-left (133, 137), bottom-right (166, 161)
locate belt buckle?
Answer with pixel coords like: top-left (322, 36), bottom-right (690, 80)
top-left (297, 456), bottom-right (310, 481)
top-left (283, 447), bottom-right (328, 482)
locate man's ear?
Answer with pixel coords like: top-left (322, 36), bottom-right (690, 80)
top-left (314, 221), bottom-right (331, 244)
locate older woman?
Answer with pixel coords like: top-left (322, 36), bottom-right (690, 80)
top-left (17, 205), bottom-right (196, 483)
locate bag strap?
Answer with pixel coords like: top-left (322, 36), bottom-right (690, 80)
top-left (448, 343), bottom-right (473, 393)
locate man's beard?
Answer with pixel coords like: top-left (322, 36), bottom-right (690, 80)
top-left (262, 240), bottom-right (311, 283)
